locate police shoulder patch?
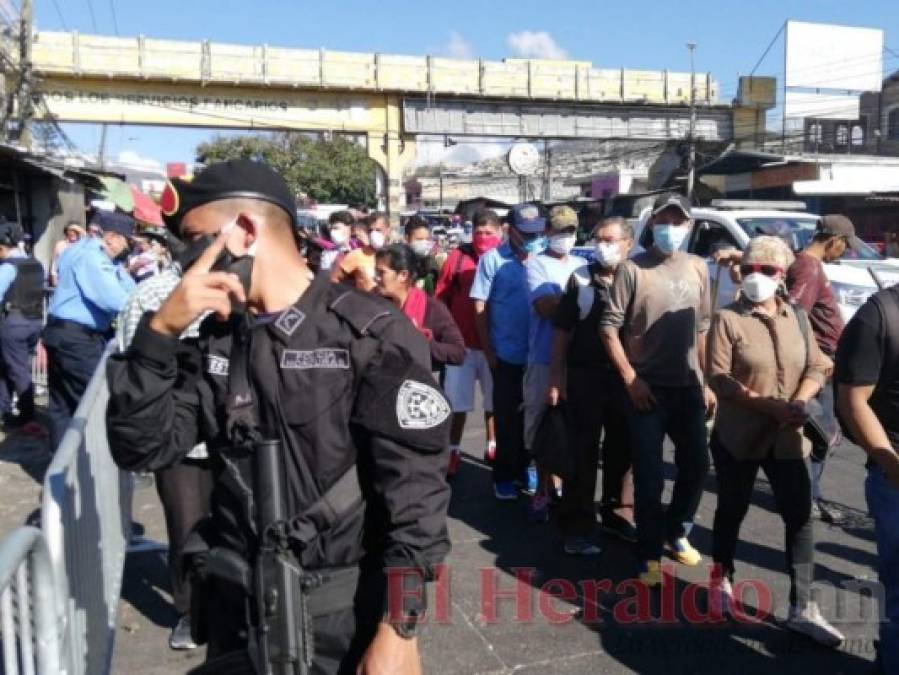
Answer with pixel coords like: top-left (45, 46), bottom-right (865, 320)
top-left (396, 380), bottom-right (451, 430)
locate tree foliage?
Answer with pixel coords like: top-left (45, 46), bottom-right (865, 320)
top-left (196, 133), bottom-right (378, 206)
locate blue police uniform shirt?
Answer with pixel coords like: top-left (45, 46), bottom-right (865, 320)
top-left (469, 242), bottom-right (531, 365)
top-left (48, 238), bottom-right (135, 331)
top-left (0, 248), bottom-right (28, 300)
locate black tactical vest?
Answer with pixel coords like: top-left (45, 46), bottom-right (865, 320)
top-left (2, 257), bottom-right (44, 319)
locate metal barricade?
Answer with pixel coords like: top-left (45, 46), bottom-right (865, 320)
top-left (0, 527), bottom-right (63, 675)
top-left (41, 343), bottom-right (132, 675)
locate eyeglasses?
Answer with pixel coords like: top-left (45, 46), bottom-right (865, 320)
top-left (739, 263), bottom-right (783, 277)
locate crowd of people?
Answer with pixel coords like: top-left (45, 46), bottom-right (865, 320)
top-left (11, 158), bottom-right (899, 673)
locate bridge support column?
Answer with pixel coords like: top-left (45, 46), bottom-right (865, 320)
top-left (367, 96), bottom-right (416, 226)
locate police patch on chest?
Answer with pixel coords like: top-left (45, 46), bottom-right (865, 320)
top-left (280, 348), bottom-right (350, 370)
top-left (275, 307), bottom-right (306, 337)
top-left (396, 380), bottom-right (451, 430)
top-left (206, 355), bottom-right (229, 376)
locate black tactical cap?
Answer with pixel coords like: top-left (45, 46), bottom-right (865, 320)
top-left (651, 192), bottom-right (692, 219)
top-left (160, 159), bottom-right (297, 233)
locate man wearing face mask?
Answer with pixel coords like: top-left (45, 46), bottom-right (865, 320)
top-left (106, 159), bottom-right (450, 674)
top-left (321, 210), bottom-right (355, 272)
top-left (523, 206), bottom-right (587, 522)
top-left (436, 209), bottom-right (502, 475)
top-left (787, 214), bottom-right (862, 524)
top-left (331, 212), bottom-right (389, 292)
top-left (404, 216), bottom-right (438, 295)
top-left (43, 209), bottom-right (136, 450)
top-left (601, 193), bottom-right (715, 587)
top-left (470, 203), bottom-right (545, 501)
top-left (549, 217), bottom-right (636, 554)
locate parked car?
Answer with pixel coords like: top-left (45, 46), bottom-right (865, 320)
top-left (628, 200), bottom-right (899, 321)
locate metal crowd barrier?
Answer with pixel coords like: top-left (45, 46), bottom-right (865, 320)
top-left (0, 527), bottom-right (63, 675)
top-left (40, 343), bottom-right (131, 675)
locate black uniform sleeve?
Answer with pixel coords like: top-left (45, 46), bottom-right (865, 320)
top-left (835, 297), bottom-right (884, 387)
top-left (106, 313), bottom-right (204, 471)
top-left (351, 315), bottom-right (451, 622)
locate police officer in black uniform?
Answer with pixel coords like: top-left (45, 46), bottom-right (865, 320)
top-left (106, 160), bottom-right (451, 674)
top-left (0, 221), bottom-right (44, 429)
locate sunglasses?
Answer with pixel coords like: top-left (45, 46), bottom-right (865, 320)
top-left (739, 263), bottom-right (783, 277)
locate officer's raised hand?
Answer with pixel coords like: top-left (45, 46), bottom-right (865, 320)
top-left (150, 229), bottom-right (246, 337)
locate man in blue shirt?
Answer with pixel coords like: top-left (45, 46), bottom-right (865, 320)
top-left (471, 204), bottom-right (545, 500)
top-left (43, 210), bottom-right (136, 449)
top-left (0, 221), bottom-right (45, 431)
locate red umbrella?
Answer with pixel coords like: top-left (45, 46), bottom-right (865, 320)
top-left (130, 185), bottom-right (163, 227)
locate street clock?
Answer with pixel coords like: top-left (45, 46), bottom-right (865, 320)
top-left (508, 142), bottom-right (540, 176)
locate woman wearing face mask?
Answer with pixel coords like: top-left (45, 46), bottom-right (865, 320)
top-left (706, 236), bottom-right (844, 647)
top-left (405, 215), bottom-right (439, 294)
top-left (330, 212), bottom-right (389, 292)
top-left (375, 244), bottom-right (465, 374)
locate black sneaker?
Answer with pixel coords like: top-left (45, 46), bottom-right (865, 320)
top-left (169, 614), bottom-right (197, 650)
top-left (601, 513), bottom-right (638, 543)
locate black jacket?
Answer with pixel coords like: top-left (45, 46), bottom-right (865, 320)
top-left (105, 273), bottom-right (451, 610)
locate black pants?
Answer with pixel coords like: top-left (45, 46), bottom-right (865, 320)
top-left (155, 459), bottom-right (214, 616)
top-left (492, 358), bottom-right (526, 485)
top-left (0, 316), bottom-right (42, 421)
top-left (200, 566), bottom-right (384, 675)
top-left (628, 385), bottom-right (710, 561)
top-left (42, 320), bottom-right (107, 450)
top-left (557, 367), bottom-right (634, 537)
top-left (711, 435), bottom-right (814, 607)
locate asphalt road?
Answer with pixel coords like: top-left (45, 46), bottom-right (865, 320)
top-left (0, 407), bottom-right (881, 674)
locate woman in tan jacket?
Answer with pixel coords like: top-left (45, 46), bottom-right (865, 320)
top-left (706, 235), bottom-right (843, 647)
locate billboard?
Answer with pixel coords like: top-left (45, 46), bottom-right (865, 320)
top-left (785, 20), bottom-right (884, 92)
top-left (784, 91), bottom-right (860, 120)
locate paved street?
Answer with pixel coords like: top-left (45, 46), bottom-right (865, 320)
top-left (0, 409), bottom-right (882, 674)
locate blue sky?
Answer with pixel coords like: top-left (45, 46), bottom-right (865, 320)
top-left (30, 0), bottom-right (899, 172)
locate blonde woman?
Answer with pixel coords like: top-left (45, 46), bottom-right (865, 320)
top-left (706, 235), bottom-right (843, 647)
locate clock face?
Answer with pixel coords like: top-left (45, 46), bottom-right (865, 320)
top-left (508, 143), bottom-right (540, 176)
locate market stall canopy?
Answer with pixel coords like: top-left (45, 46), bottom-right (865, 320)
top-left (99, 176), bottom-right (134, 212)
top-left (130, 185), bottom-right (163, 226)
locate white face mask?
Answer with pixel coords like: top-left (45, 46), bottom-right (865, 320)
top-left (369, 230), bottom-right (386, 250)
top-left (594, 242), bottom-right (622, 268)
top-left (653, 223), bottom-right (689, 255)
top-left (410, 239), bottom-right (433, 257)
top-left (548, 233), bottom-right (576, 256)
top-left (329, 228), bottom-right (348, 246)
top-left (741, 272), bottom-right (780, 303)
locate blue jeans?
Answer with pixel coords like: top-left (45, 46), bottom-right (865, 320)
top-left (866, 465), bottom-right (899, 673)
top-left (628, 385), bottom-right (710, 562)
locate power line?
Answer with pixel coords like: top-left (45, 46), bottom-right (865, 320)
top-left (49, 0), bottom-right (66, 30)
top-left (749, 22), bottom-right (785, 77)
top-left (108, 0), bottom-right (119, 35)
top-left (84, 0), bottom-right (98, 32)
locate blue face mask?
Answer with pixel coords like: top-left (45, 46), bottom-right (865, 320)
top-left (522, 235), bottom-right (546, 255)
top-left (653, 223), bottom-right (689, 255)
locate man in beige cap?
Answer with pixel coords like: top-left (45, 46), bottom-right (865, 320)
top-left (524, 205), bottom-right (587, 523)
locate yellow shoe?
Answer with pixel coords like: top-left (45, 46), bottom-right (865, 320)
top-left (638, 560), bottom-right (663, 587)
top-left (667, 537), bottom-right (702, 566)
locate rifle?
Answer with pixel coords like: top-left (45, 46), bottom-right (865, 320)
top-left (253, 438), bottom-right (312, 675)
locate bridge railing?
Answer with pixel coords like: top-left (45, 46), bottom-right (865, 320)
top-left (29, 31), bottom-right (718, 105)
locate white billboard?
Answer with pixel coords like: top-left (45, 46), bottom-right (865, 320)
top-left (785, 20), bottom-right (884, 92)
top-left (784, 91), bottom-right (861, 120)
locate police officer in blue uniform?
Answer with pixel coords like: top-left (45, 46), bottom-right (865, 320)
top-left (0, 220), bottom-right (45, 430)
top-left (44, 210), bottom-right (136, 448)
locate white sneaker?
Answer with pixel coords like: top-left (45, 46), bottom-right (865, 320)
top-left (708, 576), bottom-right (734, 617)
top-left (786, 602), bottom-right (844, 648)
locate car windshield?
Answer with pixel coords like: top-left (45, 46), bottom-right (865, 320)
top-left (736, 217), bottom-right (883, 261)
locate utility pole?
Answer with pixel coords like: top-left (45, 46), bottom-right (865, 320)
top-left (98, 124), bottom-right (108, 169)
top-left (15, 0), bottom-right (32, 148)
top-left (686, 42), bottom-right (697, 202)
top-left (542, 139), bottom-right (552, 202)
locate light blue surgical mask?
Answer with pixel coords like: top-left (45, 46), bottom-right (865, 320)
top-left (653, 223), bottom-right (689, 255)
top-left (523, 236), bottom-right (547, 255)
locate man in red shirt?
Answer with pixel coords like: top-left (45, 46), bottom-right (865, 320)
top-left (436, 210), bottom-right (503, 475)
top-left (787, 214), bottom-right (864, 523)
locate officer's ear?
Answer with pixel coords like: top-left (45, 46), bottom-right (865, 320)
top-left (231, 213), bottom-right (259, 254)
